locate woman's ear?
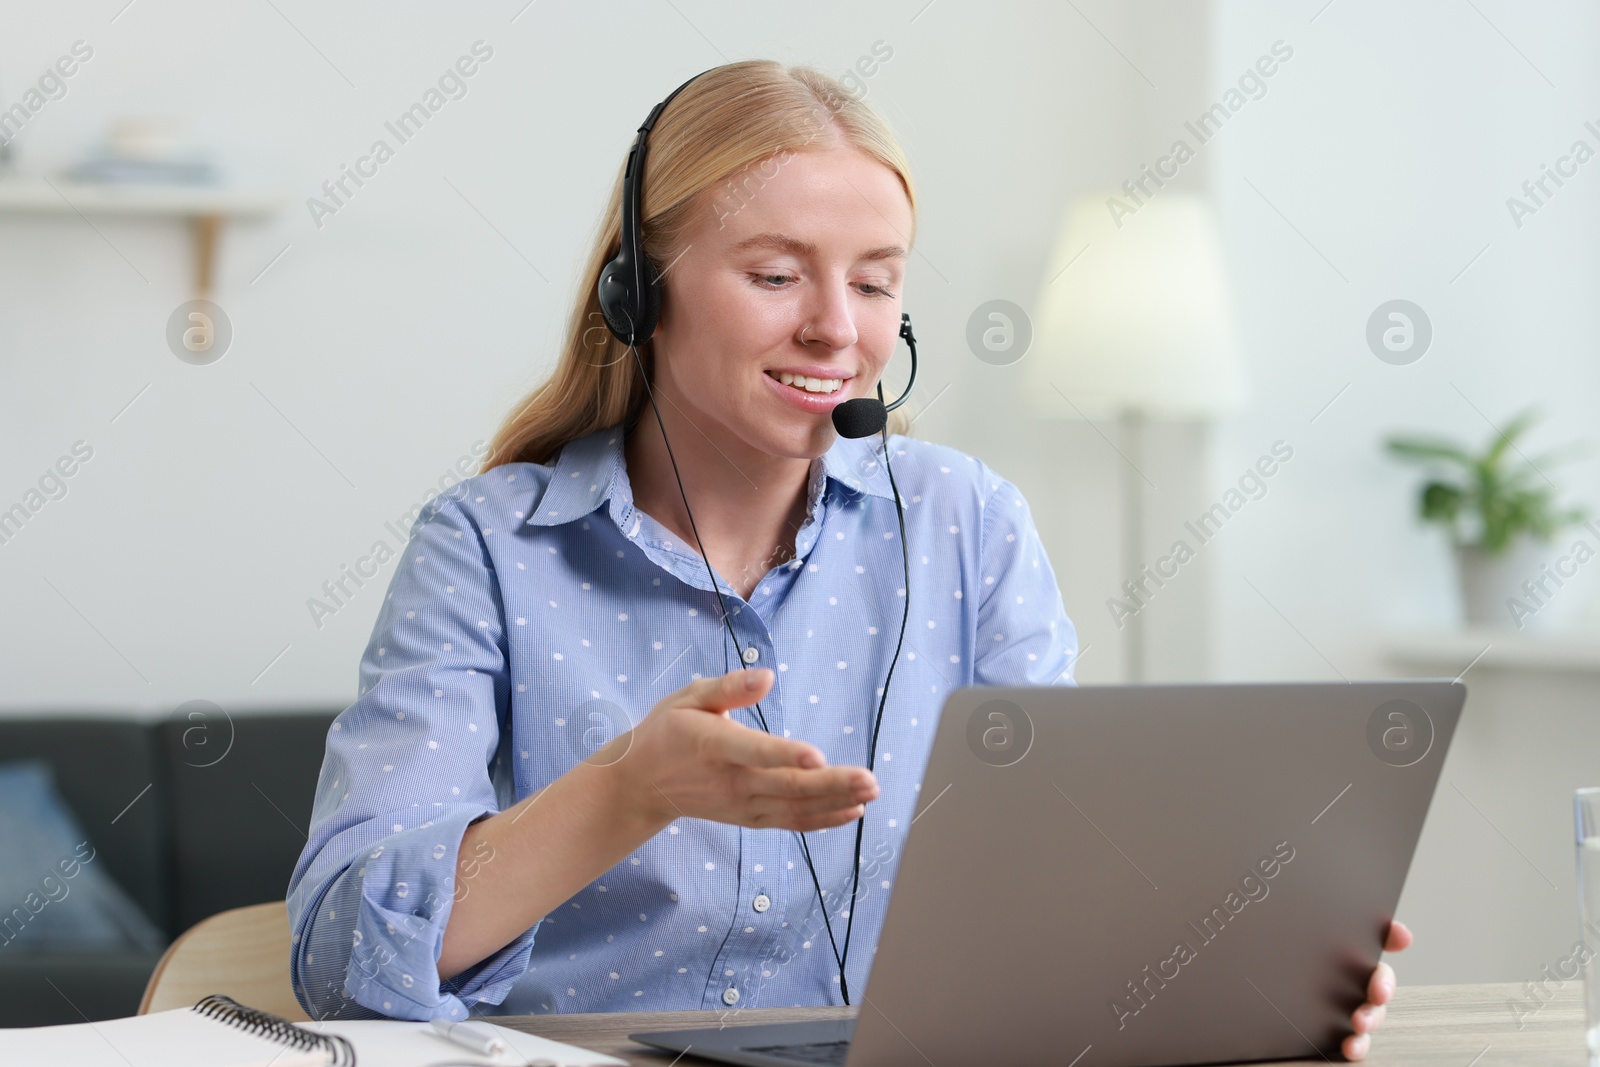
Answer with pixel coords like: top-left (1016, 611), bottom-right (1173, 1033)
top-left (651, 252), bottom-right (685, 335)
top-left (653, 279), bottom-right (671, 333)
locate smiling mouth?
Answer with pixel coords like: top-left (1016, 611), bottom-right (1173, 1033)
top-left (765, 370), bottom-right (844, 395)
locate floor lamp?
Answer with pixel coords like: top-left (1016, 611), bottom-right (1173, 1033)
top-left (1025, 191), bottom-right (1247, 682)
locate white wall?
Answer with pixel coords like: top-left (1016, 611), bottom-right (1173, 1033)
top-left (1208, 0), bottom-right (1600, 680)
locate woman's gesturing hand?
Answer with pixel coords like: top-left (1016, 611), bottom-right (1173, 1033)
top-left (438, 668), bottom-right (872, 981)
top-left (602, 667), bottom-right (879, 833)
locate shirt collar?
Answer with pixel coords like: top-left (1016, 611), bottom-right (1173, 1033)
top-left (524, 423), bottom-right (896, 527)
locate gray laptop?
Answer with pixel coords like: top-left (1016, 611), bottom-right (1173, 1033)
top-left (632, 680), bottom-right (1464, 1067)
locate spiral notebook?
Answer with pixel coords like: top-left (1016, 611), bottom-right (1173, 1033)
top-left (0, 994), bottom-right (627, 1066)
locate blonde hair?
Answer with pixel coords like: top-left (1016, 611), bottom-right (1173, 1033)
top-left (483, 59), bottom-right (918, 471)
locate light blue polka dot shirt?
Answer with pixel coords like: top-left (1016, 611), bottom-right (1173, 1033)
top-left (286, 421), bottom-right (1078, 1021)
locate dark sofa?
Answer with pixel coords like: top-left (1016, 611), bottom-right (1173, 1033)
top-left (0, 709), bottom-right (339, 1026)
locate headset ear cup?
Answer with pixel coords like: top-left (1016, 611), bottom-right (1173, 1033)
top-left (597, 249), bottom-right (638, 344)
top-left (597, 244), bottom-right (665, 346)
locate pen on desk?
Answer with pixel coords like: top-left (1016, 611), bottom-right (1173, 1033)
top-left (431, 1017), bottom-right (508, 1056)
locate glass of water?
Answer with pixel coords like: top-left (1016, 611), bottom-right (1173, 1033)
top-left (1575, 788), bottom-right (1600, 1066)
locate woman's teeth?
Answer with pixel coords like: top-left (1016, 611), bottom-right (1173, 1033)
top-left (767, 370), bottom-right (843, 395)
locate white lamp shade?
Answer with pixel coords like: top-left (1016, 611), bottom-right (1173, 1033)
top-left (1023, 190), bottom-right (1247, 420)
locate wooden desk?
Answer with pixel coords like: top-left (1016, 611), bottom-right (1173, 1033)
top-left (494, 983), bottom-right (1582, 1065)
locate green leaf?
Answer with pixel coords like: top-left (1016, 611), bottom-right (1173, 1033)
top-left (1384, 437), bottom-right (1474, 466)
top-left (1523, 442), bottom-right (1592, 471)
top-left (1419, 481), bottom-right (1464, 524)
top-left (1482, 408), bottom-right (1539, 469)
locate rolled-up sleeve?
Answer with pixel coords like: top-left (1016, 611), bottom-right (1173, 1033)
top-left (973, 475), bottom-right (1079, 687)
top-left (286, 490), bottom-right (538, 1021)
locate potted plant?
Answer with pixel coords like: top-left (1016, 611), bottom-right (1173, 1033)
top-left (1385, 409), bottom-right (1589, 630)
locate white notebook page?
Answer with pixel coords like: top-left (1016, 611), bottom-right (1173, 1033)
top-left (0, 1006), bottom-right (628, 1067)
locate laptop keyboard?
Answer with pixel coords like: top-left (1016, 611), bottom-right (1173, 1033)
top-left (741, 1039), bottom-right (852, 1065)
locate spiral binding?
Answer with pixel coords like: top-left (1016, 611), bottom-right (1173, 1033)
top-left (192, 994), bottom-right (357, 1066)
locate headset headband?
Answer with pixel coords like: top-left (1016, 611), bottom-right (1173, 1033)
top-left (599, 69), bottom-right (714, 346)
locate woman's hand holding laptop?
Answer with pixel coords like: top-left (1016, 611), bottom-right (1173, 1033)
top-left (1344, 920), bottom-right (1412, 1060)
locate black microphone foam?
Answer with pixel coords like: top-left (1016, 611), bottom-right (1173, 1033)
top-left (832, 397), bottom-right (887, 439)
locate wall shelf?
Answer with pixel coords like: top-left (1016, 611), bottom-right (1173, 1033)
top-left (0, 177), bottom-right (282, 297)
top-left (1382, 627), bottom-right (1600, 675)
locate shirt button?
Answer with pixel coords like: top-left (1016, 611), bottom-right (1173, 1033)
top-left (753, 894), bottom-right (771, 913)
top-left (742, 647), bottom-right (760, 664)
top-left (722, 987), bottom-right (740, 1006)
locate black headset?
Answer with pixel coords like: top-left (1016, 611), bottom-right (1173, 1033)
top-left (596, 68), bottom-right (918, 1007)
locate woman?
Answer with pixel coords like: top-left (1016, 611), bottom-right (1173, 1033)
top-left (286, 59), bottom-right (1405, 1058)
